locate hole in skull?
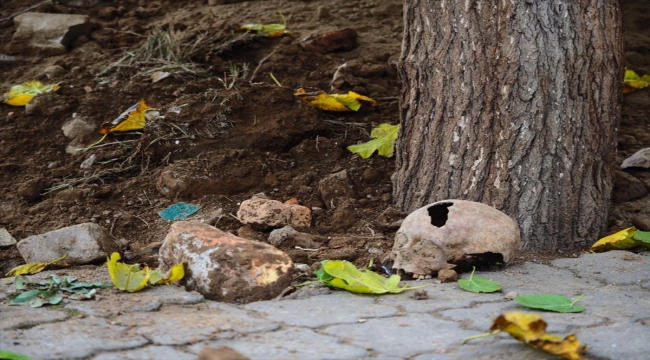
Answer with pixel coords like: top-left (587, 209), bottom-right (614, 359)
top-left (427, 202), bottom-right (453, 227)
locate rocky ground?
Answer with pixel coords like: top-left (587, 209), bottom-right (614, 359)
top-left (0, 0), bottom-right (648, 274)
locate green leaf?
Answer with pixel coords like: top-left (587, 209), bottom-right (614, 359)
top-left (514, 294), bottom-right (585, 313)
top-left (458, 267), bottom-right (501, 293)
top-left (314, 260), bottom-right (334, 283)
top-left (321, 260), bottom-right (426, 294)
top-left (0, 350), bottom-right (32, 360)
top-left (14, 276), bottom-right (27, 290)
top-left (7, 289), bottom-right (46, 305)
top-left (633, 230), bottom-right (650, 244)
top-left (347, 123), bottom-right (400, 159)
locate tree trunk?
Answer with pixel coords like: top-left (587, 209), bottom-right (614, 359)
top-left (394, 0), bottom-right (623, 250)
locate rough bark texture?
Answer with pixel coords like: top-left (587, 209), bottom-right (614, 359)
top-left (394, 0), bottom-right (623, 250)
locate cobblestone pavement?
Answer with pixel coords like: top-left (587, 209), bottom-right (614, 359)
top-left (1, 251), bottom-right (649, 360)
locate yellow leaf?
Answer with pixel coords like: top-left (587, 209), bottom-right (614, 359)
top-left (5, 254), bottom-right (69, 277)
top-left (490, 312), bottom-right (548, 342)
top-left (623, 68), bottom-right (650, 94)
top-left (4, 80), bottom-right (60, 106)
top-left (294, 87), bottom-right (376, 112)
top-left (239, 23), bottom-right (289, 38)
top-left (106, 252), bottom-right (150, 292)
top-left (100, 100), bottom-right (151, 135)
top-left (591, 227), bottom-right (646, 252)
top-left (490, 312), bottom-right (587, 360)
top-left (149, 262), bottom-right (185, 285)
top-left (532, 334), bottom-right (587, 360)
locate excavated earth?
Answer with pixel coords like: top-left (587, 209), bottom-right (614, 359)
top-left (0, 0), bottom-right (649, 277)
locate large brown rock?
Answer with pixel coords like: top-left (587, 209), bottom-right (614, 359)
top-left (237, 198), bottom-right (311, 230)
top-left (159, 221), bottom-right (294, 303)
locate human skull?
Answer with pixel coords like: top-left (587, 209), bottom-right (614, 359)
top-left (390, 200), bottom-right (520, 277)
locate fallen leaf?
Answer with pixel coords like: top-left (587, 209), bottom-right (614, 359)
top-left (239, 14), bottom-right (290, 38)
top-left (458, 266), bottom-right (501, 293)
top-left (3, 80), bottom-right (60, 106)
top-left (633, 230), bottom-right (650, 244)
top-left (0, 350), bottom-right (32, 360)
top-left (106, 252), bottom-right (150, 292)
top-left (348, 123), bottom-right (399, 159)
top-left (319, 260), bottom-right (426, 294)
top-left (149, 262), bottom-right (185, 285)
top-left (514, 294), bottom-right (585, 313)
top-left (491, 312), bottom-right (587, 360)
top-left (294, 87), bottom-right (376, 111)
top-left (100, 100), bottom-right (152, 134)
top-left (6, 254), bottom-right (69, 277)
top-left (591, 227), bottom-right (649, 252)
top-left (623, 68), bottom-right (650, 94)
top-left (151, 71), bottom-right (170, 83)
top-left (7, 275), bottom-right (110, 307)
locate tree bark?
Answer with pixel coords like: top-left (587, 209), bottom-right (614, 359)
top-left (394, 0), bottom-right (623, 250)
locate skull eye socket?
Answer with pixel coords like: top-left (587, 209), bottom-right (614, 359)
top-left (427, 202), bottom-right (453, 227)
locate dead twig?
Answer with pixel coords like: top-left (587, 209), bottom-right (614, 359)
top-left (249, 47), bottom-right (278, 84)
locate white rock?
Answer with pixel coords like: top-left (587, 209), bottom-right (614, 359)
top-left (11, 12), bottom-right (91, 56)
top-left (17, 223), bottom-right (111, 265)
top-left (0, 228), bottom-right (17, 247)
top-left (621, 148), bottom-right (650, 169)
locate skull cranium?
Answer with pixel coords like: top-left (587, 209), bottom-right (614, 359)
top-left (390, 200), bottom-right (520, 277)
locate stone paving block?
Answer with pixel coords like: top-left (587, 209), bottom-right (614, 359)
top-left (0, 305), bottom-right (69, 330)
top-left (552, 251), bottom-right (650, 285)
top-left (187, 327), bottom-right (370, 359)
top-left (0, 317), bottom-right (148, 359)
top-left (323, 313), bottom-right (477, 358)
top-left (429, 337), bottom-right (558, 360)
top-left (392, 281), bottom-right (502, 313)
top-left (483, 262), bottom-right (602, 294)
top-left (575, 322), bottom-right (650, 359)
top-left (91, 345), bottom-right (195, 360)
top-left (578, 285), bottom-right (650, 323)
top-left (439, 301), bottom-right (606, 333)
top-left (245, 292), bottom-right (399, 328)
top-left (65, 285), bottom-right (203, 317)
top-left (115, 302), bottom-right (279, 345)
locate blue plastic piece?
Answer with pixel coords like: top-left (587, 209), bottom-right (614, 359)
top-left (158, 202), bottom-right (201, 221)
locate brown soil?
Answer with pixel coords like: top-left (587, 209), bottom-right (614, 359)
top-left (0, 0), bottom-right (648, 275)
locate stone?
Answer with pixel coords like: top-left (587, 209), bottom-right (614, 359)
top-left (268, 226), bottom-right (320, 248)
top-left (245, 291), bottom-right (399, 328)
top-left (62, 116), bottom-right (95, 141)
top-left (159, 221), bottom-right (294, 303)
top-left (331, 200), bottom-right (357, 230)
top-left (93, 346), bottom-right (196, 360)
top-left (25, 94), bottom-right (71, 117)
top-left (621, 148), bottom-right (650, 169)
top-left (613, 170), bottom-right (647, 202)
top-left (0, 305), bottom-right (69, 331)
top-left (17, 223), bottom-right (113, 265)
top-left (237, 198), bottom-right (311, 230)
top-left (114, 302), bottom-right (279, 345)
top-left (43, 65), bottom-right (65, 79)
top-left (391, 200), bottom-right (521, 276)
top-left (437, 268), bottom-right (458, 282)
top-left (11, 12), bottom-right (92, 57)
top-left (156, 164), bottom-right (261, 199)
top-left (198, 346), bottom-right (250, 360)
top-left (190, 328), bottom-right (368, 360)
top-left (0, 317), bottom-right (148, 359)
top-left (323, 314), bottom-right (477, 358)
top-left (17, 177), bottom-right (44, 201)
top-left (631, 214), bottom-right (650, 231)
top-left (318, 170), bottom-right (356, 209)
top-left (300, 28), bottom-right (358, 54)
top-left (0, 228), bottom-right (17, 247)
